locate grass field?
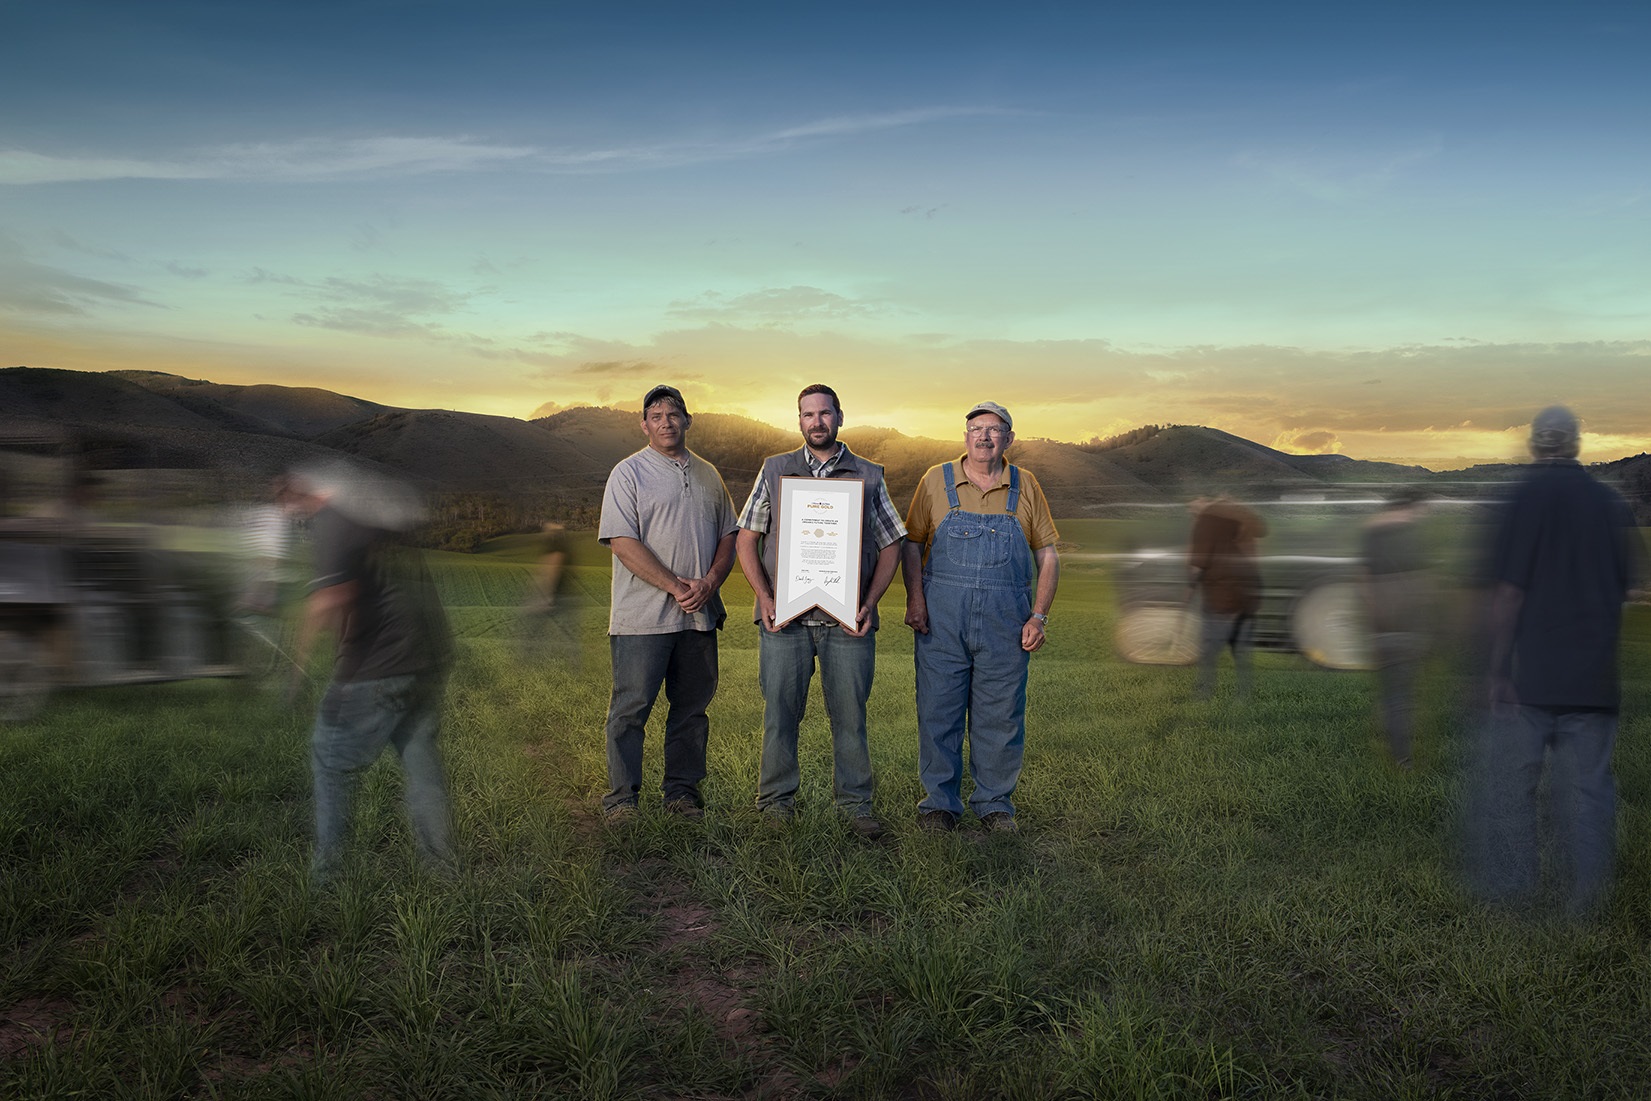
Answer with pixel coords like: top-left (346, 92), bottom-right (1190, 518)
top-left (4, 526), bottom-right (1651, 1099)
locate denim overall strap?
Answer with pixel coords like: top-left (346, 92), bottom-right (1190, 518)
top-left (1005, 465), bottom-right (1021, 514)
top-left (942, 460), bottom-right (962, 511)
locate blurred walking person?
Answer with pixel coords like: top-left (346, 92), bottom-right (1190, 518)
top-left (598, 385), bottom-right (738, 822)
top-left (287, 463), bottom-right (455, 884)
top-left (1187, 495), bottom-right (1267, 700)
top-left (518, 521), bottom-right (584, 669)
top-left (1475, 406), bottom-right (1639, 916)
top-left (1361, 487), bottom-right (1432, 769)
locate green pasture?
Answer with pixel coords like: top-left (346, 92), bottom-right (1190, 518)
top-left (4, 525), bottom-right (1651, 1098)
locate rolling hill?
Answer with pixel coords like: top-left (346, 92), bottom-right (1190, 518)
top-left (110, 370), bottom-right (389, 439)
top-left (5, 367), bottom-right (1645, 521)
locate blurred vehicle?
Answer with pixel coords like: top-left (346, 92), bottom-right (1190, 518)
top-left (1109, 494), bottom-right (1485, 671)
top-left (0, 431), bottom-right (244, 721)
top-left (1113, 547), bottom-right (1372, 669)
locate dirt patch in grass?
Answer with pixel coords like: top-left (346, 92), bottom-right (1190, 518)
top-left (199, 1035), bottom-right (318, 1088)
top-left (0, 995), bottom-right (76, 1059)
top-left (812, 1054), bottom-right (861, 1089)
top-left (118, 847), bottom-right (185, 902)
top-left (656, 898), bottom-right (716, 951)
top-left (648, 888), bottom-right (748, 1042)
top-left (635, 869), bottom-right (809, 1099)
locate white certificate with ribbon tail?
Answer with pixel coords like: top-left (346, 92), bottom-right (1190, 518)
top-left (773, 476), bottom-right (864, 628)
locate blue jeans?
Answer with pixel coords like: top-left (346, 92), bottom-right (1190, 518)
top-left (311, 672), bottom-right (453, 882)
top-left (604, 631), bottom-right (717, 811)
top-left (1474, 705), bottom-right (1617, 912)
top-left (756, 622), bottom-right (876, 816)
top-left (1196, 608), bottom-right (1254, 697)
top-left (1372, 630), bottom-right (1425, 766)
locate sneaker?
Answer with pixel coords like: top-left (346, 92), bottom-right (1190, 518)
top-left (849, 814), bottom-right (886, 840)
top-left (604, 803), bottom-right (639, 825)
top-left (980, 811), bottom-right (1018, 834)
top-left (759, 804), bottom-right (794, 829)
top-left (916, 809), bottom-right (958, 833)
top-left (665, 799), bottom-right (705, 822)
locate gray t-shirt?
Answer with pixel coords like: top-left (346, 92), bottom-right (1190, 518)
top-left (599, 446), bottom-right (737, 635)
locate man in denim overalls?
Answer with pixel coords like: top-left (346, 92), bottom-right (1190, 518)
top-left (902, 402), bottom-right (1061, 832)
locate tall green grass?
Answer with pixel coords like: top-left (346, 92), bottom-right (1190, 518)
top-left (2, 529), bottom-right (1649, 1098)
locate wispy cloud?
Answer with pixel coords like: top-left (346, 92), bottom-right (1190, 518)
top-left (0, 108), bottom-right (1004, 185)
top-left (245, 269), bottom-right (475, 337)
top-left (1273, 429), bottom-right (1343, 455)
top-left (293, 277), bottom-right (470, 336)
top-left (0, 137), bottom-right (539, 185)
top-left (667, 286), bottom-right (886, 324)
top-left (48, 231), bottom-right (133, 263)
top-left (765, 108), bottom-right (991, 143)
top-left (0, 233), bottom-right (161, 314)
top-left (572, 360), bottom-right (669, 377)
top-left (1234, 137), bottom-right (1443, 202)
top-left (531, 107), bottom-right (1004, 171)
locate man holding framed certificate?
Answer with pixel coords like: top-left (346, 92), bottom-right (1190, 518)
top-left (736, 384), bottom-right (906, 837)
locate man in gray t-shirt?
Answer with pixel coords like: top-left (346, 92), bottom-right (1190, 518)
top-left (597, 384), bottom-right (737, 819)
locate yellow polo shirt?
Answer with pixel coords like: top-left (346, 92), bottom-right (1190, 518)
top-left (904, 458), bottom-right (1060, 553)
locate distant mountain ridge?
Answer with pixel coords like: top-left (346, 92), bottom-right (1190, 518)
top-left (108, 370), bottom-right (388, 439)
top-left (4, 367), bottom-right (1647, 521)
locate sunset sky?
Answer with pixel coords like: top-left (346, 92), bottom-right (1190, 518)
top-left (4, 1), bottom-right (1648, 468)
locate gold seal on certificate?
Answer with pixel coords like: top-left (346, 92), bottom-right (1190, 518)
top-left (773, 476), bottom-right (865, 628)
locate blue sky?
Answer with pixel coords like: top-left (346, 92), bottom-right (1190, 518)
top-left (4, 0), bottom-right (1648, 466)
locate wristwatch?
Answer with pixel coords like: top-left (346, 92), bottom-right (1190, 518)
top-left (1031, 613), bottom-right (1049, 625)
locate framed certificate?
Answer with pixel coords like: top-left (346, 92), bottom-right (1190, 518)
top-left (773, 476), bottom-right (864, 628)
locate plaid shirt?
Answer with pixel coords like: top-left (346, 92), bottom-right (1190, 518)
top-left (737, 444), bottom-right (906, 550)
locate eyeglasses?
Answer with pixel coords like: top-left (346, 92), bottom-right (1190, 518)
top-left (966, 426), bottom-right (1008, 439)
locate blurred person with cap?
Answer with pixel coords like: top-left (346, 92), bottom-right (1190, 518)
top-left (1476, 405), bottom-right (1640, 915)
top-left (735, 383), bottom-right (906, 838)
top-left (286, 461), bottom-right (455, 884)
top-left (903, 401), bottom-right (1060, 833)
top-left (598, 384), bottom-right (738, 822)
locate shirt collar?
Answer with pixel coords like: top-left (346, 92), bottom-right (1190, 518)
top-left (952, 455), bottom-right (1010, 488)
top-left (645, 445), bottom-right (692, 469)
top-left (804, 443), bottom-right (850, 475)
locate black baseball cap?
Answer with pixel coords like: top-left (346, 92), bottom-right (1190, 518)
top-left (642, 384), bottom-right (688, 415)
